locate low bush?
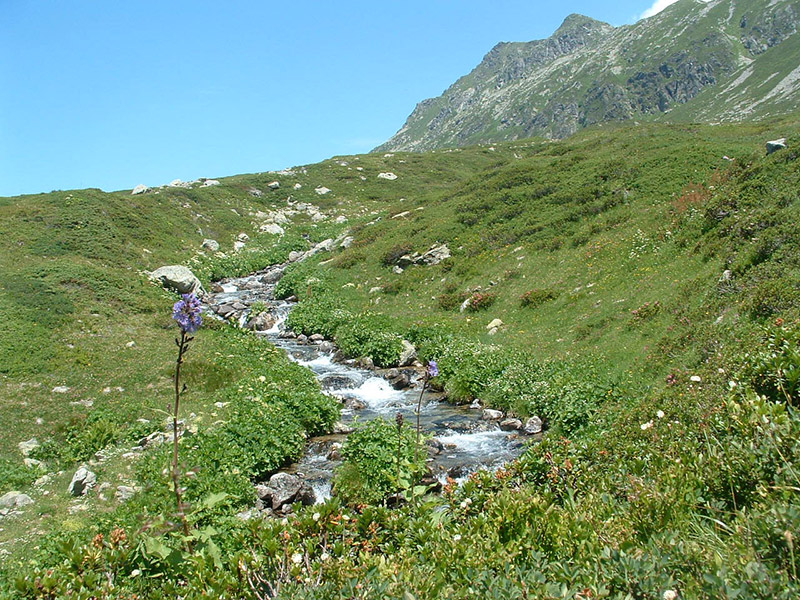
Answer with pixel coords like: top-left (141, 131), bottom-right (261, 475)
top-left (335, 313), bottom-right (405, 367)
top-left (464, 291), bottom-right (496, 312)
top-left (519, 288), bottom-right (557, 308)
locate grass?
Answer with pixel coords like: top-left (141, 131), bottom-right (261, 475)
top-left (0, 116), bottom-right (799, 597)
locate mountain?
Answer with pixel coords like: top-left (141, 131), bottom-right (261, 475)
top-left (376, 0), bottom-right (800, 152)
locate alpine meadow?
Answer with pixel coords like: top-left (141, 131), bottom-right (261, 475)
top-left (2, 0), bottom-right (800, 598)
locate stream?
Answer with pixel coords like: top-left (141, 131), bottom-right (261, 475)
top-left (205, 265), bottom-right (529, 505)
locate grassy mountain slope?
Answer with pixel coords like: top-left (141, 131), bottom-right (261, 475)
top-left (0, 115), bottom-right (799, 597)
top-left (376, 0), bottom-right (800, 152)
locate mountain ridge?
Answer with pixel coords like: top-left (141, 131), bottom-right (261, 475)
top-left (375, 0), bottom-right (800, 152)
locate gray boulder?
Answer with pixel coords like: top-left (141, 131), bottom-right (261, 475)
top-left (68, 466), bottom-right (97, 496)
top-left (260, 473), bottom-right (305, 510)
top-left (0, 491), bottom-right (34, 509)
top-left (246, 312), bottom-right (276, 332)
top-left (115, 486), bottom-right (136, 502)
top-left (421, 244), bottom-right (451, 265)
top-left (18, 438), bottom-right (40, 457)
top-left (202, 239), bottom-right (220, 252)
top-left (500, 418), bottom-right (523, 431)
top-left (481, 409), bottom-right (504, 421)
top-left (524, 416), bottom-right (544, 435)
top-left (131, 184), bottom-right (149, 195)
top-left (398, 340), bottom-right (417, 367)
top-left (766, 138), bottom-right (787, 155)
top-left (149, 266), bottom-right (205, 296)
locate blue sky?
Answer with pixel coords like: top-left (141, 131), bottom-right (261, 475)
top-left (1, 0), bottom-right (680, 196)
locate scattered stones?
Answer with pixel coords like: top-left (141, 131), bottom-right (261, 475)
top-left (315, 186), bottom-right (331, 195)
top-left (500, 418), bottom-right (523, 431)
top-left (233, 241), bottom-right (246, 252)
top-left (268, 181), bottom-right (281, 190)
top-left (766, 138), bottom-right (787, 155)
top-left (52, 386), bottom-right (70, 394)
top-left (378, 172), bottom-right (398, 180)
top-left (201, 179), bottom-right (220, 187)
top-left (481, 409), bottom-right (504, 421)
top-left (524, 416), bottom-right (543, 435)
top-left (131, 184), bottom-right (149, 195)
top-left (18, 438), bottom-right (40, 457)
top-left (149, 265), bottom-right (205, 296)
top-left (0, 491), bottom-right (34, 509)
top-left (202, 239), bottom-right (220, 252)
top-left (115, 486), bottom-right (136, 502)
top-left (68, 466), bottom-right (97, 496)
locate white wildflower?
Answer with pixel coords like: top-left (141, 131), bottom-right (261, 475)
top-left (291, 552), bottom-right (303, 564)
top-left (663, 591), bottom-right (679, 600)
top-left (313, 512), bottom-right (320, 522)
top-left (641, 421), bottom-right (653, 430)
top-left (690, 375), bottom-right (702, 383)
top-left (729, 380), bottom-right (737, 390)
top-left (453, 534), bottom-right (462, 542)
top-left (656, 410), bottom-right (665, 419)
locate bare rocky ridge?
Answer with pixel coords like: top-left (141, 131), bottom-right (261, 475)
top-left (376, 0), bottom-right (800, 152)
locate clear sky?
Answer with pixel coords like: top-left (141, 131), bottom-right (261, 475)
top-left (1, 0), bottom-right (682, 197)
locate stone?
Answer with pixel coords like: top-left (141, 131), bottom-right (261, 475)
top-left (202, 239), bottom-right (220, 252)
top-left (263, 472), bottom-right (304, 510)
top-left (398, 340), bottom-right (417, 367)
top-left (268, 181), bottom-right (281, 190)
top-left (297, 334), bottom-right (308, 344)
top-left (237, 233), bottom-right (250, 242)
top-left (392, 265), bottom-right (404, 274)
top-left (248, 187), bottom-right (263, 197)
top-left (339, 236), bottom-right (354, 249)
top-left (319, 341), bottom-right (335, 353)
top-left (68, 466), bottom-right (97, 496)
top-left (486, 319), bottom-right (504, 330)
top-left (131, 184), bottom-right (149, 195)
top-left (523, 416), bottom-right (543, 435)
top-left (335, 215), bottom-right (348, 224)
top-left (288, 250), bottom-right (306, 262)
top-left (0, 491), bottom-right (34, 508)
top-left (314, 186), bottom-right (331, 195)
top-left (766, 138), bottom-right (787, 155)
top-left (260, 223), bottom-right (285, 235)
top-left (115, 486), bottom-right (136, 502)
top-left (233, 241), bottom-right (246, 252)
top-left (421, 244), bottom-right (451, 265)
top-left (333, 421), bottom-right (354, 434)
top-left (24, 458), bottom-right (42, 469)
top-left (149, 265), bottom-right (205, 296)
top-left (344, 398), bottom-right (367, 410)
top-left (246, 312), bottom-right (276, 332)
top-left (52, 386), bottom-right (70, 394)
top-left (18, 438), bottom-right (40, 457)
top-left (378, 172), bottom-right (398, 180)
top-left (427, 438), bottom-right (444, 456)
top-left (500, 418), bottom-right (523, 431)
top-left (469, 399), bottom-right (482, 410)
top-left (487, 327), bottom-right (499, 336)
top-left (293, 183), bottom-right (302, 190)
top-left (369, 286), bottom-right (383, 294)
top-left (201, 179), bottom-right (220, 187)
top-left (296, 483), bottom-right (316, 506)
top-left (389, 373), bottom-right (411, 390)
top-left (309, 334), bottom-right (325, 342)
top-left (168, 179), bottom-right (191, 188)
top-left (481, 409), bottom-right (504, 421)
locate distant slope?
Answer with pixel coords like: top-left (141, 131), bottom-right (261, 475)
top-left (376, 0), bottom-right (800, 152)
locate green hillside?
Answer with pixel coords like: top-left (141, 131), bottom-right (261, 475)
top-left (1, 116), bottom-right (800, 597)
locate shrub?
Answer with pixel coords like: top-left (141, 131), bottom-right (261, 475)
top-left (335, 313), bottom-right (405, 367)
top-left (740, 325), bottom-right (800, 405)
top-left (286, 294), bottom-right (353, 338)
top-left (464, 291), bottom-right (496, 312)
top-left (333, 417), bottom-right (425, 505)
top-left (520, 288), bottom-right (557, 308)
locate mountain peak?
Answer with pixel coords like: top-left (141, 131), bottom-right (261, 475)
top-left (554, 13), bottom-right (610, 35)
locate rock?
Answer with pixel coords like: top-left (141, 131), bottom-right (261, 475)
top-left (335, 215), bottom-right (348, 224)
top-left (315, 186), bottom-right (331, 195)
top-left (427, 438), bottom-right (444, 456)
top-left (68, 466), bottom-right (97, 496)
top-left (115, 486), bottom-right (136, 502)
top-left (333, 421), bottom-right (355, 434)
top-left (202, 239), bottom-right (220, 252)
top-left (378, 172), bottom-right (398, 180)
top-left (327, 445), bottom-right (343, 461)
top-left (523, 416), bottom-right (543, 435)
top-left (210, 282), bottom-right (224, 293)
top-left (421, 244), bottom-right (451, 265)
top-left (18, 438), bottom-right (40, 457)
top-left (486, 319), bottom-right (504, 330)
top-left (296, 483), bottom-right (316, 506)
top-left (248, 187), bottom-right (263, 197)
top-left (459, 298), bottom-right (471, 313)
top-left (34, 474), bottom-right (52, 486)
top-left (312, 239), bottom-right (335, 253)
top-left (233, 241), bottom-right (246, 252)
top-left (389, 373), bottom-right (411, 390)
top-left (369, 286), bottom-right (383, 294)
top-left (469, 399), bottom-right (482, 410)
top-left (201, 179), bottom-right (220, 187)
top-left (398, 340), bottom-right (417, 367)
top-left (169, 179), bottom-right (191, 188)
top-left (288, 250), bottom-right (306, 262)
top-left (357, 356), bottom-right (375, 370)
top-left (392, 211), bottom-right (411, 219)
top-left (481, 409), bottom-right (504, 421)
top-left (246, 312), bottom-right (276, 332)
top-left (297, 334), bottom-right (308, 344)
top-left (766, 138), bottom-right (787, 155)
top-left (487, 328), bottom-right (499, 336)
top-left (268, 181), bottom-right (281, 190)
top-left (131, 184), bottom-right (149, 195)
top-left (139, 431), bottom-right (168, 448)
top-left (260, 223), bottom-right (285, 235)
top-left (262, 473), bottom-right (304, 510)
top-left (392, 265), bottom-right (404, 274)
top-left (309, 334), bottom-right (325, 342)
top-left (339, 236), bottom-right (354, 249)
top-left (149, 265), bottom-right (205, 296)
top-left (0, 491), bottom-right (34, 508)
top-left (52, 386), bottom-right (70, 394)
top-left (344, 398), bottom-right (367, 410)
top-left (319, 341), bottom-right (335, 353)
top-left (293, 183), bottom-right (302, 190)
top-left (500, 418), bottom-right (523, 431)
top-left (24, 458), bottom-right (42, 469)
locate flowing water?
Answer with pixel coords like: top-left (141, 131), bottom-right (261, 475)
top-left (205, 267), bottom-right (528, 503)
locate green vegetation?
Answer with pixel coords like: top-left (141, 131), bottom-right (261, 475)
top-left (1, 117), bottom-right (799, 597)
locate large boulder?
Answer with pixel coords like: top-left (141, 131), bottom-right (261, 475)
top-left (202, 239), bottom-right (220, 252)
top-left (258, 473), bottom-right (309, 510)
top-left (131, 184), bottom-right (149, 195)
top-left (524, 416), bottom-right (544, 435)
top-left (246, 312), bottom-right (276, 332)
top-left (481, 409), bottom-right (504, 421)
top-left (421, 244), bottom-right (451, 265)
top-left (398, 340), bottom-right (417, 367)
top-left (149, 266), bottom-right (205, 296)
top-left (0, 491), bottom-right (34, 509)
top-left (69, 466), bottom-right (97, 496)
top-left (766, 138), bottom-right (787, 155)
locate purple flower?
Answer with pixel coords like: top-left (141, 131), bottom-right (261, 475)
top-left (427, 361), bottom-right (439, 379)
top-left (172, 293), bottom-right (203, 333)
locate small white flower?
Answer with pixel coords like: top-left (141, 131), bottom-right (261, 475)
top-left (320, 552), bottom-right (330, 561)
top-left (690, 375), bottom-right (702, 383)
top-left (460, 501), bottom-right (468, 509)
top-left (131, 569), bottom-right (141, 577)
top-left (259, 375), bottom-right (266, 382)
top-left (663, 590), bottom-right (679, 600)
top-left (641, 421), bottom-right (653, 430)
top-left (718, 368), bottom-right (725, 374)
top-left (453, 534), bottom-right (462, 542)
top-left (729, 380), bottom-right (737, 390)
top-left (291, 552), bottom-right (303, 564)
top-left (656, 410), bottom-right (665, 419)
top-left (312, 512), bottom-right (320, 522)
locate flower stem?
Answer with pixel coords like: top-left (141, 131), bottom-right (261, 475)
top-left (172, 330), bottom-right (191, 539)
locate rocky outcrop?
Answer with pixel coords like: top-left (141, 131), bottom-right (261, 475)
top-left (257, 473), bottom-right (315, 510)
top-left (149, 266), bottom-right (205, 296)
top-left (69, 466), bottom-right (97, 496)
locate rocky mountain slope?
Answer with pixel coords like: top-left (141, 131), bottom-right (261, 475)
top-left (376, 0), bottom-right (799, 151)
